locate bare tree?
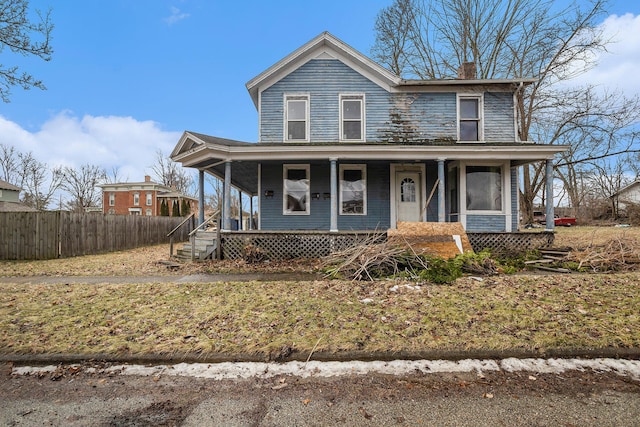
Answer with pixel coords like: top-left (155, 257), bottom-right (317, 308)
top-left (151, 149), bottom-right (194, 196)
top-left (0, 143), bottom-right (19, 183)
top-left (59, 164), bottom-right (106, 212)
top-left (0, 0), bottom-right (53, 102)
top-left (372, 0), bottom-right (640, 222)
top-left (0, 143), bottom-right (62, 209)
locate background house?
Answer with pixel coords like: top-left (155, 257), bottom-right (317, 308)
top-left (0, 179), bottom-right (38, 212)
top-left (172, 32), bottom-right (566, 233)
top-left (99, 175), bottom-right (198, 217)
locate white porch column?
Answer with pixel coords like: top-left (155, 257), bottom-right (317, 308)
top-left (437, 159), bottom-right (446, 222)
top-left (330, 158), bottom-right (338, 232)
top-left (545, 158), bottom-right (555, 232)
top-left (198, 169), bottom-right (205, 226)
top-left (223, 161), bottom-right (231, 231)
top-left (249, 195), bottom-right (253, 230)
top-left (238, 190), bottom-right (243, 231)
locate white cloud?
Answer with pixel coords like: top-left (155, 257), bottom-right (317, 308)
top-left (568, 13), bottom-right (640, 98)
top-left (0, 112), bottom-right (182, 182)
top-left (164, 6), bottom-right (190, 26)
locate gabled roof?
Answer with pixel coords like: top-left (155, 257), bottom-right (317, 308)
top-left (613, 179), bottom-right (640, 197)
top-left (245, 32), bottom-right (401, 109)
top-left (0, 179), bottom-right (21, 192)
top-left (245, 32), bottom-right (538, 109)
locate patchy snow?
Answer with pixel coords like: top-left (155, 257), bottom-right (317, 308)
top-left (13, 358), bottom-right (640, 381)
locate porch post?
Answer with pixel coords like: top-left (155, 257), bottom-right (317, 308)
top-left (545, 158), bottom-right (555, 231)
top-left (330, 158), bottom-right (338, 232)
top-left (198, 169), bottom-right (205, 226)
top-left (437, 159), bottom-right (446, 222)
top-left (238, 190), bottom-right (243, 231)
top-left (249, 195), bottom-right (253, 230)
top-left (223, 161), bottom-right (232, 231)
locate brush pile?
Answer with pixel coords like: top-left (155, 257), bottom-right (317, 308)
top-left (322, 233), bottom-right (428, 280)
top-left (568, 237), bottom-right (640, 272)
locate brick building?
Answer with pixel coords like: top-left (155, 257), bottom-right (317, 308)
top-left (99, 175), bottom-right (198, 217)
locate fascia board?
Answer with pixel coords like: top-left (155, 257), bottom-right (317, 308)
top-left (187, 143), bottom-right (568, 163)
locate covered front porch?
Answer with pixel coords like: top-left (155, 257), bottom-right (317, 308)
top-left (171, 131), bottom-right (564, 234)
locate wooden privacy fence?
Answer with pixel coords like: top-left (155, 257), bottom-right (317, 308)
top-left (0, 212), bottom-right (194, 260)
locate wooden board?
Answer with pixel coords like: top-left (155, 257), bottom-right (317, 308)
top-left (387, 222), bottom-right (473, 259)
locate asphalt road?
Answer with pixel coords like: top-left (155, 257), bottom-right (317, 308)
top-left (2, 361), bottom-right (639, 426)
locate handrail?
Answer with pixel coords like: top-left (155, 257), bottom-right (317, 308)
top-left (189, 210), bottom-right (220, 237)
top-left (167, 213), bottom-right (195, 237)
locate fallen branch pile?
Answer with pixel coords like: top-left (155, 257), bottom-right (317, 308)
top-left (322, 233), bottom-right (427, 280)
top-left (568, 237), bottom-right (640, 272)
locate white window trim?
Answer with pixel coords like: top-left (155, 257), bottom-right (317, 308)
top-left (457, 93), bottom-right (484, 143)
top-left (146, 192), bottom-right (152, 206)
top-left (283, 164), bottom-right (310, 215)
top-left (284, 93), bottom-right (310, 142)
top-left (339, 93), bottom-right (365, 142)
top-left (133, 192), bottom-right (140, 206)
top-left (339, 164), bottom-right (367, 215)
top-left (458, 160), bottom-right (511, 224)
top-left (108, 193), bottom-right (115, 206)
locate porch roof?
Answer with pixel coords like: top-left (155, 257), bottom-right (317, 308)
top-left (171, 131), bottom-right (568, 195)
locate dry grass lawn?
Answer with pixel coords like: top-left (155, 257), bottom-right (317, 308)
top-left (1, 226), bottom-right (639, 359)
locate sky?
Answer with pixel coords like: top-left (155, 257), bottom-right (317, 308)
top-left (1, 0), bottom-right (639, 184)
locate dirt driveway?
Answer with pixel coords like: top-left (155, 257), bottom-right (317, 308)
top-left (2, 361), bottom-right (639, 426)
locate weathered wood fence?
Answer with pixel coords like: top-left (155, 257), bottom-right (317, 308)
top-left (0, 212), bottom-right (194, 260)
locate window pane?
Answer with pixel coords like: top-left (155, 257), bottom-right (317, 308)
top-left (343, 100), bottom-right (361, 120)
top-left (287, 100), bottom-right (306, 120)
top-left (343, 121), bottom-right (362, 140)
top-left (341, 168), bottom-right (365, 214)
top-left (288, 121), bottom-right (306, 140)
top-left (401, 178), bottom-right (416, 202)
top-left (460, 121), bottom-right (478, 141)
top-left (466, 166), bottom-right (501, 211)
top-left (460, 99), bottom-right (478, 119)
top-left (284, 168), bottom-right (308, 213)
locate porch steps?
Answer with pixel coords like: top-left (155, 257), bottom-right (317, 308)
top-left (175, 230), bottom-right (217, 261)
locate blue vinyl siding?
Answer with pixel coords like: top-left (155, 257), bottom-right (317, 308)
top-left (261, 59), bottom-right (389, 143)
top-left (484, 92), bottom-right (516, 142)
top-left (511, 167), bottom-right (519, 231)
top-left (260, 161), bottom-right (390, 230)
top-left (466, 215), bottom-right (506, 231)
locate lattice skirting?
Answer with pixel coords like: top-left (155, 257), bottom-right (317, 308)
top-left (220, 231), bottom-right (554, 261)
top-left (221, 231), bottom-right (382, 261)
top-left (467, 232), bottom-right (555, 256)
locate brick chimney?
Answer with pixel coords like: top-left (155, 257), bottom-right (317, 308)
top-left (145, 175), bottom-right (151, 182)
top-left (457, 62), bottom-right (477, 79)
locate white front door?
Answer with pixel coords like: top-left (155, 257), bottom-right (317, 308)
top-left (396, 171), bottom-right (422, 223)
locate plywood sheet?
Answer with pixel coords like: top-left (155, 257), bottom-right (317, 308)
top-left (388, 222), bottom-right (473, 258)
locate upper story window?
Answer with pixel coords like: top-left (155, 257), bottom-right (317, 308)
top-left (108, 193), bottom-right (115, 206)
top-left (458, 95), bottom-right (483, 141)
top-left (340, 94), bottom-right (365, 141)
top-left (285, 94), bottom-right (309, 141)
top-left (283, 164), bottom-right (310, 215)
top-left (146, 192), bottom-right (152, 206)
top-left (133, 192), bottom-right (140, 206)
top-left (340, 164), bottom-right (366, 215)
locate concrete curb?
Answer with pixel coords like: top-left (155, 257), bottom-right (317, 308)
top-left (3, 347), bottom-right (640, 366)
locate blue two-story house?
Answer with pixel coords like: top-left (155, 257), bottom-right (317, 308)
top-left (171, 32), bottom-right (565, 234)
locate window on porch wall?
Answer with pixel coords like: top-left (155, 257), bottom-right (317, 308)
top-left (466, 166), bottom-right (502, 211)
top-left (283, 165), bottom-right (310, 215)
top-left (340, 165), bottom-right (366, 214)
